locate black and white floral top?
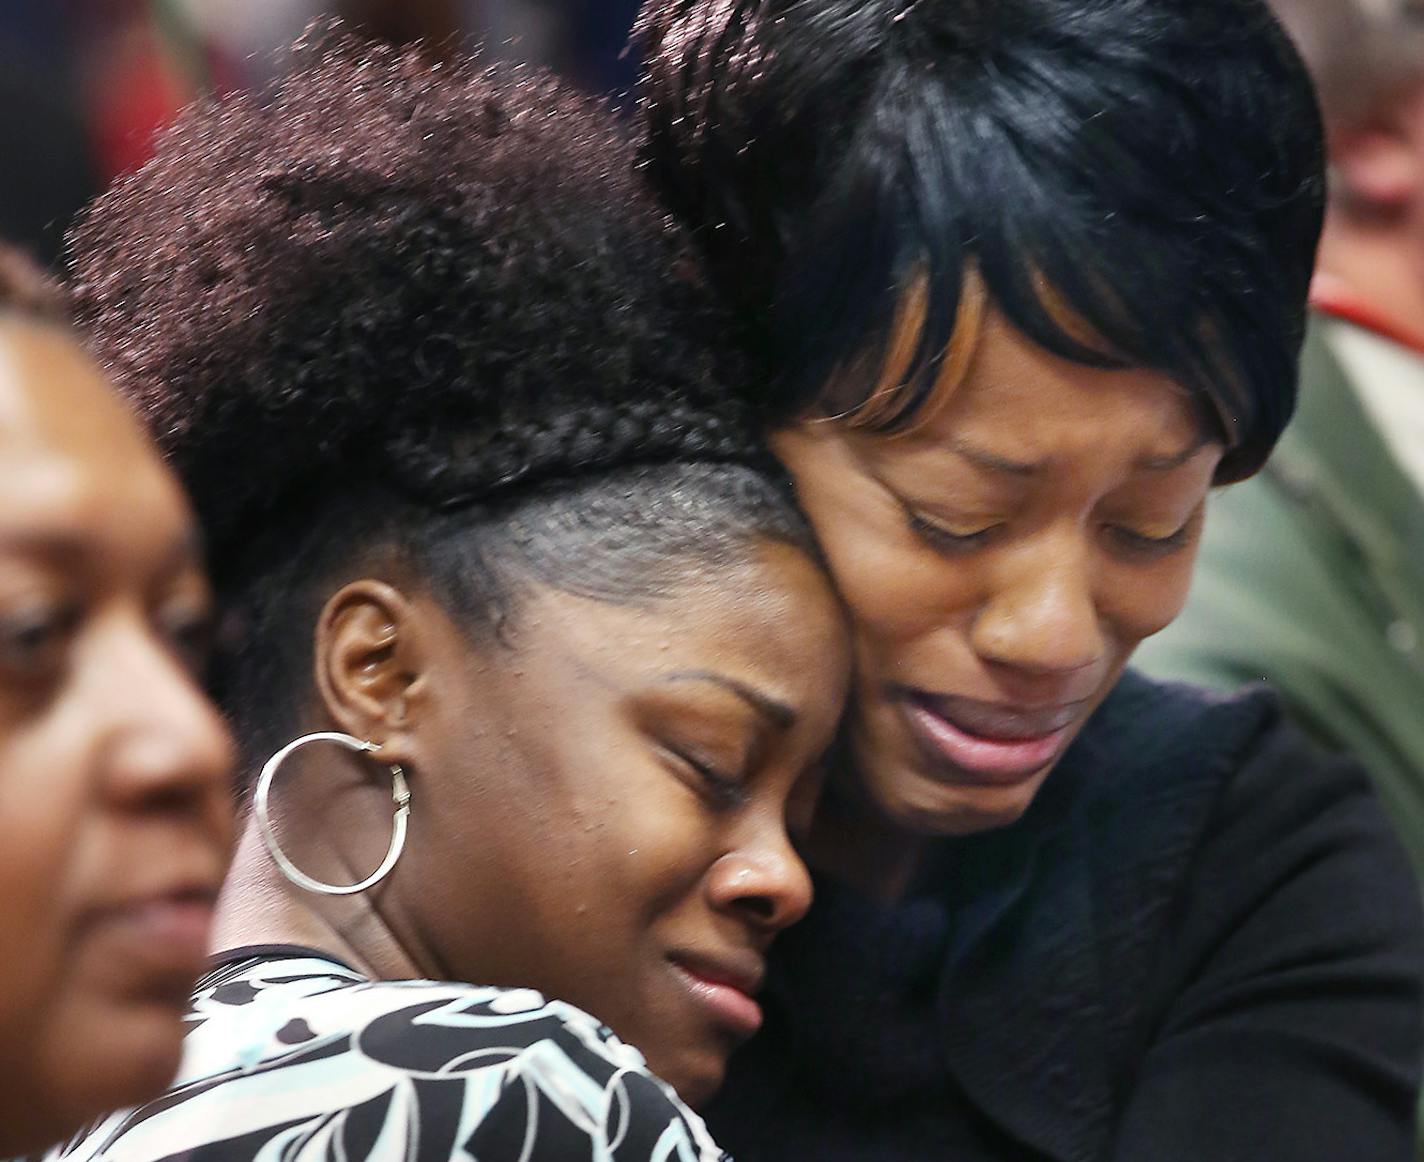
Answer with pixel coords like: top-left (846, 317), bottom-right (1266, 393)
top-left (43, 949), bottom-right (727, 1162)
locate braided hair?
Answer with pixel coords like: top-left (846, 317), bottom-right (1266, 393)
top-left (67, 29), bottom-right (818, 764)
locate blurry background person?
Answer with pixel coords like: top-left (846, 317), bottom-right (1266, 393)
top-left (46, 36), bottom-right (849, 1159)
top-left (1138, 0), bottom-right (1424, 875)
top-left (0, 246), bottom-right (234, 1156)
top-left (0, 0), bottom-right (644, 266)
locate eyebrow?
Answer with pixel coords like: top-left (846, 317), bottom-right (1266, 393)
top-left (658, 669), bottom-right (798, 730)
top-left (1133, 437), bottom-right (1212, 471)
top-left (949, 435), bottom-right (1210, 476)
top-left (948, 439), bottom-right (1041, 477)
top-left (0, 526), bottom-right (205, 573)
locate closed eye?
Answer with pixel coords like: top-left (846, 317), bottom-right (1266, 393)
top-left (661, 745), bottom-right (748, 810)
top-left (906, 509), bottom-right (1001, 554)
top-left (1107, 521), bottom-right (1194, 559)
top-left (0, 601), bottom-right (81, 678)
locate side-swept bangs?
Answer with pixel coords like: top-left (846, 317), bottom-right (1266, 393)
top-left (639, 0), bottom-right (1326, 483)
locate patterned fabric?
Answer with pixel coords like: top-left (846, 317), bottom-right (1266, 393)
top-left (42, 951), bottom-right (727, 1162)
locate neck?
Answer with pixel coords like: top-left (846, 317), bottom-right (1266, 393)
top-left (210, 822), bottom-right (423, 981)
top-left (1317, 212), bottom-right (1424, 339)
top-left (805, 767), bottom-right (932, 905)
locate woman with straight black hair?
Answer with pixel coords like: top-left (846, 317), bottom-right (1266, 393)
top-left (43, 32), bottom-right (850, 1161)
top-left (637, 0), bottom-right (1424, 1158)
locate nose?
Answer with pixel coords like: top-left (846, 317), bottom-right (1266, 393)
top-left (94, 619), bottom-right (235, 831)
top-left (706, 818), bottom-right (814, 937)
top-left (971, 540), bottom-right (1105, 676)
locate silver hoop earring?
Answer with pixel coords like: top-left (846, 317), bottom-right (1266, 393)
top-left (254, 731), bottom-right (411, 897)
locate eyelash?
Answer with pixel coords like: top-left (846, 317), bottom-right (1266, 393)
top-left (906, 511), bottom-right (999, 553)
top-left (1108, 523), bottom-right (1193, 558)
top-left (907, 509), bottom-right (1194, 560)
top-left (0, 602), bottom-right (81, 678)
top-left (667, 748), bottom-right (748, 810)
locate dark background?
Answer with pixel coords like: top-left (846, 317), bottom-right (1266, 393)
top-left (0, 0), bottom-right (642, 266)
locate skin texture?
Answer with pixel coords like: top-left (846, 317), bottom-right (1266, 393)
top-left (777, 306), bottom-right (1223, 899)
top-left (213, 541), bottom-right (850, 1107)
top-left (0, 321), bottom-right (235, 1155)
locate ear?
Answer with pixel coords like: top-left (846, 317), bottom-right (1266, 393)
top-left (314, 580), bottom-right (430, 754)
top-left (1332, 120), bottom-right (1420, 212)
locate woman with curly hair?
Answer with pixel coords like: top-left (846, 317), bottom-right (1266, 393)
top-left (0, 247), bottom-right (233, 1157)
top-left (44, 31), bottom-right (849, 1162)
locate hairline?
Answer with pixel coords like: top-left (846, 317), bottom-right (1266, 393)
top-left (809, 261), bottom-right (1232, 461)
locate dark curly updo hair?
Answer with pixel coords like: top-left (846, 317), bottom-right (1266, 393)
top-left (67, 29), bottom-right (819, 764)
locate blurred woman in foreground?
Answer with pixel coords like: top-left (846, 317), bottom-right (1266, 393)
top-left (0, 248), bottom-right (234, 1156)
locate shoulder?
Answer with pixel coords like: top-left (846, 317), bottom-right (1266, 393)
top-left (1067, 671), bottom-right (1397, 862)
top-left (1103, 677), bottom-right (1424, 1155)
top-left (1057, 675), bottom-right (1423, 1144)
top-left (1072, 672), bottom-right (1422, 1017)
top-left (1078, 669), bottom-right (1402, 822)
top-left (1154, 682), bottom-right (1422, 964)
top-left (1065, 668), bottom-right (1278, 808)
top-left (1061, 672), bottom-right (1420, 967)
top-left (49, 959), bottom-right (725, 1162)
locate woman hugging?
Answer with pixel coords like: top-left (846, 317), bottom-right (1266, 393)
top-left (38, 29), bottom-right (849, 1162)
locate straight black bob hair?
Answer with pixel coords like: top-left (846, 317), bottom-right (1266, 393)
top-left (637, 0), bottom-right (1327, 481)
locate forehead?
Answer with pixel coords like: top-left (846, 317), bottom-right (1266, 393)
top-left (0, 323), bottom-right (190, 554)
top-left (897, 307), bottom-right (1208, 465)
top-left (0, 321), bottom-right (147, 447)
top-left (516, 546), bottom-right (845, 696)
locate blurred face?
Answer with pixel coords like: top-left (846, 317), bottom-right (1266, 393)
top-left (0, 322), bottom-right (235, 1154)
top-left (391, 544), bottom-right (849, 1106)
top-left (774, 306), bottom-right (1222, 839)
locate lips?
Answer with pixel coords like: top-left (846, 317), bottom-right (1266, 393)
top-left (88, 879), bottom-right (222, 998)
top-left (668, 950), bottom-right (765, 1040)
top-left (899, 689), bottom-right (1087, 785)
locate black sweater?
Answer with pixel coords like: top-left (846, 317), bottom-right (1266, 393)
top-left (705, 672), bottom-right (1424, 1161)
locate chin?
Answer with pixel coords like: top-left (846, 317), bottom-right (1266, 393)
top-left (111, 1033), bottom-right (186, 1108)
top-left (868, 763), bottom-right (1052, 837)
top-left (2, 1044), bottom-right (178, 1160)
top-left (648, 1045), bottom-right (726, 1110)
top-left (52, 1007), bottom-right (187, 1128)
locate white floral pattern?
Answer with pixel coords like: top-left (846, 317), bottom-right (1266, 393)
top-left (41, 951), bottom-right (727, 1162)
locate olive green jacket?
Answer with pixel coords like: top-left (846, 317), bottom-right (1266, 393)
top-left (1137, 317), bottom-right (1424, 877)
